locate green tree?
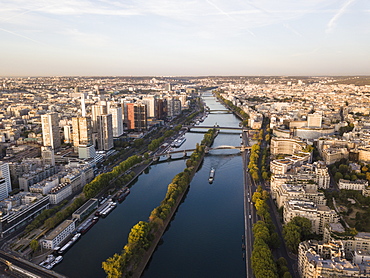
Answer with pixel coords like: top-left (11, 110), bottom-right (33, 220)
top-left (339, 164), bottom-right (349, 174)
top-left (133, 138), bottom-right (144, 148)
top-left (291, 216), bottom-right (312, 239)
top-left (334, 172), bottom-right (343, 182)
top-left (30, 239), bottom-right (39, 252)
top-left (283, 223), bottom-right (301, 253)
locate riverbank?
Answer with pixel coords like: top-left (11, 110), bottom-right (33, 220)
top-left (115, 129), bottom-right (218, 278)
top-left (133, 150), bottom-right (206, 278)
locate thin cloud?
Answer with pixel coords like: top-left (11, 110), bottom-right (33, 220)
top-left (283, 23), bottom-right (305, 38)
top-left (205, 0), bottom-right (235, 21)
top-left (0, 26), bottom-right (46, 45)
top-left (326, 0), bottom-right (356, 33)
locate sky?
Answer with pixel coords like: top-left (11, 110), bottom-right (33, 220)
top-left (0, 0), bottom-right (369, 76)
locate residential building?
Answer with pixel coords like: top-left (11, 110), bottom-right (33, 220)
top-left (284, 199), bottom-right (339, 234)
top-left (109, 106), bottom-right (123, 137)
top-left (48, 183), bottom-right (72, 204)
top-left (125, 102), bottom-right (147, 130)
top-left (41, 112), bottom-right (61, 150)
top-left (72, 117), bottom-right (93, 150)
top-left (96, 114), bottom-right (113, 151)
top-left (338, 179), bottom-right (368, 191)
top-left (0, 162), bottom-right (11, 200)
top-left (41, 146), bottom-right (55, 166)
top-left (298, 240), bottom-right (370, 278)
top-left (270, 137), bottom-right (306, 155)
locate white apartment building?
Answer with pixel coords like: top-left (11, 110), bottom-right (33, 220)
top-left (284, 199), bottom-right (339, 234)
top-left (275, 182), bottom-right (326, 209)
top-left (109, 106), bottom-right (123, 137)
top-left (42, 219), bottom-right (76, 249)
top-left (314, 161), bottom-right (331, 189)
top-left (298, 240), bottom-right (370, 278)
top-left (48, 183), bottom-right (72, 204)
top-left (29, 177), bottom-right (59, 195)
top-left (142, 96), bottom-right (157, 118)
top-left (270, 137), bottom-right (306, 155)
top-left (41, 112), bottom-right (61, 150)
top-left (324, 223), bottom-right (370, 256)
top-left (338, 179), bottom-right (368, 191)
top-left (0, 162), bottom-right (11, 201)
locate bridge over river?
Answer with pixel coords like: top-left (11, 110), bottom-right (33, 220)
top-left (154, 145), bottom-right (251, 160)
top-left (0, 250), bottom-right (66, 278)
top-left (184, 125), bottom-right (248, 135)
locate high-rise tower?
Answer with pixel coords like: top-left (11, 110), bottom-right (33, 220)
top-left (0, 162), bottom-right (12, 201)
top-left (125, 103), bottom-right (147, 130)
top-left (41, 112), bottom-right (61, 150)
top-left (72, 117), bottom-right (93, 149)
top-left (96, 114), bottom-right (113, 150)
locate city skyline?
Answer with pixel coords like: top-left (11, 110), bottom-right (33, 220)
top-left (1, 0), bottom-right (369, 76)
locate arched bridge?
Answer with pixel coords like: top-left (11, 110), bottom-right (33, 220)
top-left (185, 125), bottom-right (245, 131)
top-left (208, 109), bottom-right (232, 113)
top-left (154, 145), bottom-right (251, 160)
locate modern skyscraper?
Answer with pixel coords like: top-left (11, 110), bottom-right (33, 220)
top-left (142, 95), bottom-right (157, 118)
top-left (72, 117), bottom-right (93, 149)
top-left (41, 112), bottom-right (61, 150)
top-left (156, 98), bottom-right (167, 120)
top-left (167, 97), bottom-right (182, 118)
top-left (0, 162), bottom-right (12, 200)
top-left (125, 103), bottom-right (147, 130)
top-left (81, 93), bottom-right (86, 117)
top-left (109, 106), bottom-right (123, 137)
top-left (91, 104), bottom-right (107, 132)
top-left (96, 114), bottom-right (113, 150)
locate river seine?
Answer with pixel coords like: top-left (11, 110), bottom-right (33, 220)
top-left (55, 93), bottom-right (246, 277)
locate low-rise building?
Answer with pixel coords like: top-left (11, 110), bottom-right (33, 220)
top-left (72, 198), bottom-right (98, 221)
top-left (338, 179), bottom-right (368, 191)
top-left (42, 219), bottom-right (76, 250)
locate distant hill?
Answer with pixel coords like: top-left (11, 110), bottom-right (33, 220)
top-left (327, 76), bottom-right (370, 86)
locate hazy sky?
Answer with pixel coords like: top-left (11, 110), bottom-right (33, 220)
top-left (1, 0), bottom-right (369, 76)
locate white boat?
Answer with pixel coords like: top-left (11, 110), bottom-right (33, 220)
top-left (174, 137), bottom-right (186, 148)
top-left (209, 168), bottom-right (215, 183)
top-left (53, 256), bottom-right (63, 265)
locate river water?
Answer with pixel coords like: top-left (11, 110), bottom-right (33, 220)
top-left (55, 93), bottom-right (246, 277)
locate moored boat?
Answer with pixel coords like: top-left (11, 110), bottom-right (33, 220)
top-left (174, 136), bottom-right (186, 148)
top-left (117, 188), bottom-right (130, 202)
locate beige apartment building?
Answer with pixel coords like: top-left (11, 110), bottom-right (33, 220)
top-left (298, 240), bottom-right (370, 278)
top-left (284, 199), bottom-right (339, 234)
